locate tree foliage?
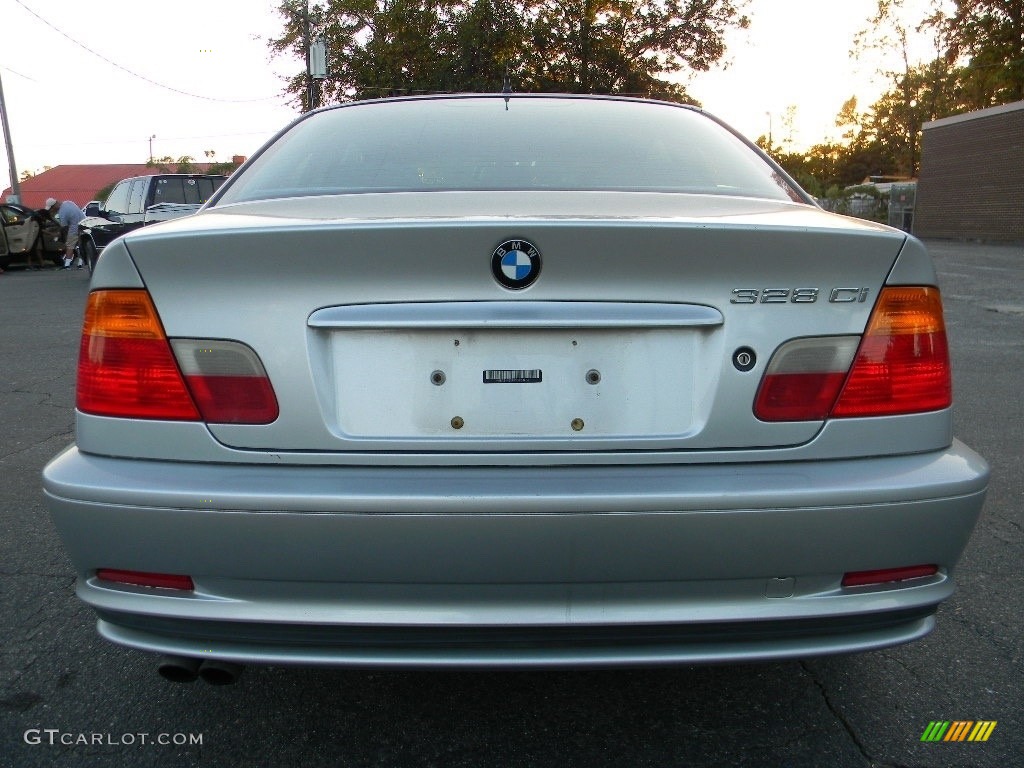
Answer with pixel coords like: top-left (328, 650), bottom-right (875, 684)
top-left (268, 0), bottom-right (749, 108)
top-left (766, 0), bottom-right (1023, 196)
top-left (145, 152), bottom-right (244, 176)
top-left (268, 0), bottom-right (1018, 201)
top-left (940, 0), bottom-right (1024, 103)
top-left (146, 155), bottom-right (198, 174)
top-left (20, 166), bottom-right (52, 182)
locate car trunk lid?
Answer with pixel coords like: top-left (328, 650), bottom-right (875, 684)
top-left (123, 192), bottom-right (907, 453)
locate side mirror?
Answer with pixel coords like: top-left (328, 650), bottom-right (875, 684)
top-left (85, 202), bottom-right (101, 217)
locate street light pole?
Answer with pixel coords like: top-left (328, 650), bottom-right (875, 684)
top-left (0, 70), bottom-right (22, 204)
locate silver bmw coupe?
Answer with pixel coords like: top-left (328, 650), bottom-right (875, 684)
top-left (43, 95), bottom-right (989, 683)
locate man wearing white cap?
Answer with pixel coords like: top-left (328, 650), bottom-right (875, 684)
top-left (45, 198), bottom-right (85, 269)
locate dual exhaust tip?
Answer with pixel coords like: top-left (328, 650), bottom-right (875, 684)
top-left (158, 655), bottom-right (243, 685)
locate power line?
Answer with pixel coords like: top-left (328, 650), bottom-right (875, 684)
top-left (14, 130), bottom-right (281, 149)
top-left (0, 65), bottom-right (36, 82)
top-left (12, 0), bottom-right (281, 103)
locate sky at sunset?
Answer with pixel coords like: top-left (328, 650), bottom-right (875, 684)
top-left (2, 0), bottom-right (939, 196)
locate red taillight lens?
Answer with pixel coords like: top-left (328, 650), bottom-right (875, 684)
top-left (831, 287), bottom-right (951, 417)
top-left (754, 337), bottom-right (860, 421)
top-left (754, 287), bottom-right (952, 421)
top-left (170, 340), bottom-right (279, 424)
top-left (78, 291), bottom-right (201, 420)
top-left (77, 291), bottom-right (278, 424)
top-left (96, 568), bottom-right (195, 591)
top-left (841, 564), bottom-right (938, 588)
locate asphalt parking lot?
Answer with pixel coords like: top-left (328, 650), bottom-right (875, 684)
top-left (0, 240), bottom-right (1021, 768)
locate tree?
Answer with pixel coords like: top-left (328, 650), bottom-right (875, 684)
top-left (93, 182), bottom-right (117, 202)
top-left (19, 166), bottom-right (52, 182)
top-left (936, 0), bottom-right (1024, 104)
top-left (270, 0), bottom-right (469, 106)
top-left (761, 96), bottom-right (891, 196)
top-left (447, 0), bottom-right (526, 92)
top-left (774, 0), bottom-right (1022, 197)
top-left (522, 0), bottom-right (748, 100)
top-left (146, 155), bottom-right (197, 173)
top-left (145, 152), bottom-right (243, 176)
top-left (862, 58), bottom-right (968, 176)
top-left (850, 1), bottom-right (974, 177)
top-left (202, 150), bottom-right (246, 176)
top-left (268, 0), bottom-right (749, 107)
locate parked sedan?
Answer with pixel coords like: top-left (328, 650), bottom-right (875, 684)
top-left (43, 95), bottom-right (988, 684)
top-left (0, 202), bottom-right (62, 269)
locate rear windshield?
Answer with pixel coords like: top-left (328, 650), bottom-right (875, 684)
top-left (217, 97), bottom-right (803, 204)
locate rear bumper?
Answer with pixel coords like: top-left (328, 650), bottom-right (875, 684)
top-left (43, 442), bottom-right (989, 666)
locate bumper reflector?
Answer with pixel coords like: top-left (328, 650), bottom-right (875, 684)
top-left (96, 569), bottom-right (195, 591)
top-left (841, 565), bottom-right (938, 588)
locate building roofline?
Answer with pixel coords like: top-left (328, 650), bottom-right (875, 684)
top-left (923, 100), bottom-right (1024, 130)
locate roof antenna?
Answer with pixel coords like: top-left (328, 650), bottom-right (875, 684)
top-left (502, 65), bottom-right (511, 110)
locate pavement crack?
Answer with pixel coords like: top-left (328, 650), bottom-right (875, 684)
top-left (0, 690), bottom-right (43, 712)
top-left (943, 613), bottom-right (1014, 660)
top-left (800, 660), bottom-right (875, 766)
top-left (0, 429), bottom-right (75, 462)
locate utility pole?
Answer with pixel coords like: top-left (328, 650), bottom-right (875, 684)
top-left (310, 39), bottom-right (326, 109)
top-left (302, 1), bottom-right (312, 112)
top-left (302, 1), bottom-right (326, 112)
top-left (0, 70), bottom-right (22, 204)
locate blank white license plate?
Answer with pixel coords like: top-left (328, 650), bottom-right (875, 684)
top-left (330, 328), bottom-right (699, 438)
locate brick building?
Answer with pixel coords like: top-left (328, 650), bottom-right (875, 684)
top-left (913, 101), bottom-right (1024, 243)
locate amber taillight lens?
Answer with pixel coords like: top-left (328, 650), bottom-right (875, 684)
top-left (78, 290), bottom-right (201, 420)
top-left (830, 287), bottom-right (951, 417)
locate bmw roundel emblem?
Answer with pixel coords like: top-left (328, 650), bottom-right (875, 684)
top-left (491, 239), bottom-right (542, 290)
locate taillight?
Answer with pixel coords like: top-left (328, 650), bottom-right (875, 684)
top-left (78, 290), bottom-right (201, 420)
top-left (754, 337), bottom-right (860, 421)
top-left (78, 290), bottom-right (278, 424)
top-left (754, 286), bottom-right (952, 421)
top-left (831, 287), bottom-right (951, 417)
top-left (171, 340), bottom-right (279, 424)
